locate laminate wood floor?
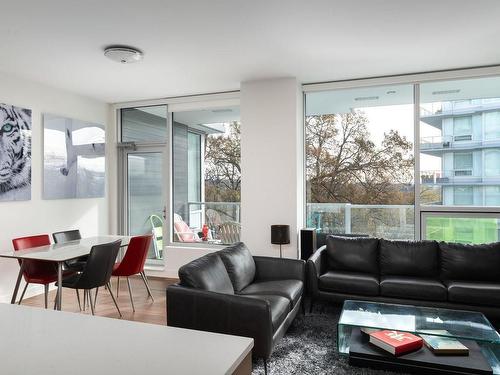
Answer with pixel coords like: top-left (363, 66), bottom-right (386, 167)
top-left (22, 276), bottom-right (178, 326)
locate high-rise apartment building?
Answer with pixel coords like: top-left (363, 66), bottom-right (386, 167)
top-left (420, 99), bottom-right (500, 206)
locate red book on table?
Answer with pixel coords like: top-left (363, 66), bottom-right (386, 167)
top-left (369, 330), bottom-right (423, 356)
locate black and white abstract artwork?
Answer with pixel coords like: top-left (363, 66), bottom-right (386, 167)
top-left (43, 114), bottom-right (105, 199)
top-left (0, 103), bottom-right (32, 201)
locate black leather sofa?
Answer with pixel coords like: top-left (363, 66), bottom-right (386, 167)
top-left (308, 235), bottom-right (500, 318)
top-left (167, 242), bottom-right (305, 373)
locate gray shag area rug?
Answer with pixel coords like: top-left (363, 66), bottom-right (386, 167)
top-left (251, 302), bottom-right (408, 375)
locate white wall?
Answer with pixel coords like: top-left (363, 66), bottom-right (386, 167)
top-left (0, 72), bottom-right (110, 302)
top-left (240, 78), bottom-right (303, 258)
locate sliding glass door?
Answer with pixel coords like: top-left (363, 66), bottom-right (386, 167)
top-left (125, 149), bottom-right (166, 261)
top-left (120, 105), bottom-right (168, 264)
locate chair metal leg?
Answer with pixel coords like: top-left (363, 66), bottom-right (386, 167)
top-left (82, 289), bottom-right (86, 311)
top-left (107, 282), bottom-right (122, 318)
top-left (309, 298), bottom-right (314, 314)
top-left (44, 284), bottom-right (49, 309)
top-left (88, 290), bottom-right (95, 315)
top-left (94, 288), bottom-right (98, 310)
top-left (116, 277), bottom-right (120, 297)
top-left (140, 271), bottom-right (154, 302)
top-left (18, 282), bottom-right (29, 305)
top-left (263, 358), bottom-right (268, 375)
top-left (126, 277), bottom-right (135, 312)
top-left (76, 290), bottom-right (82, 311)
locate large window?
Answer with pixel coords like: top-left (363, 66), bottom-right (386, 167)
top-left (306, 74), bottom-right (500, 241)
top-left (172, 106), bottom-right (241, 245)
top-left (453, 153), bottom-right (473, 176)
top-left (453, 116), bottom-right (472, 141)
top-left (305, 85), bottom-right (415, 239)
top-left (484, 111), bottom-right (500, 140)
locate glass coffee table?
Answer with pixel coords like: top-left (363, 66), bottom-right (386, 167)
top-left (338, 300), bottom-right (500, 374)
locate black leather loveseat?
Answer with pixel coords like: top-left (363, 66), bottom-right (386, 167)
top-left (167, 242), bottom-right (305, 373)
top-left (308, 235), bottom-right (500, 318)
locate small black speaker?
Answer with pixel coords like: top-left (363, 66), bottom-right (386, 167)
top-left (300, 228), bottom-right (317, 260)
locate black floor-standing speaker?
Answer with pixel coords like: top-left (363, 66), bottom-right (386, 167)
top-left (300, 228), bottom-right (317, 260)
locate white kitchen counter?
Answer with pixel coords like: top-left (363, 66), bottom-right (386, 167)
top-left (0, 303), bottom-right (253, 375)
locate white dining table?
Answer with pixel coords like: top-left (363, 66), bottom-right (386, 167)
top-left (0, 235), bottom-right (132, 310)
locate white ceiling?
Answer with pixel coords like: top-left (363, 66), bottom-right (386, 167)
top-left (1, 1), bottom-right (500, 103)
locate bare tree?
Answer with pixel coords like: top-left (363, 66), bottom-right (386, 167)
top-left (306, 111), bottom-right (415, 205)
top-left (204, 122), bottom-right (241, 202)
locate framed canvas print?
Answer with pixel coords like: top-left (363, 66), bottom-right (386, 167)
top-left (0, 103), bottom-right (32, 201)
top-left (43, 114), bottom-right (105, 199)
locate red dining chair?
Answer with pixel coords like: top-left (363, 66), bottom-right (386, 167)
top-left (111, 235), bottom-right (154, 311)
top-left (12, 234), bottom-right (59, 308)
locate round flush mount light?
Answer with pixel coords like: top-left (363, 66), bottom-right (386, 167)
top-left (104, 46), bottom-right (143, 64)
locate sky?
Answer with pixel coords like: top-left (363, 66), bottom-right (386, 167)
top-left (360, 104), bottom-right (441, 173)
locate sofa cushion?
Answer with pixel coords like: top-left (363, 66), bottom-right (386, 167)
top-left (218, 242), bottom-right (256, 292)
top-left (319, 270), bottom-right (379, 296)
top-left (380, 239), bottom-right (439, 277)
top-left (243, 294), bottom-right (290, 331)
top-left (440, 242), bottom-right (500, 282)
top-left (447, 281), bottom-right (500, 307)
top-left (326, 235), bottom-right (379, 275)
top-left (239, 279), bottom-right (303, 309)
top-left (380, 276), bottom-right (447, 301)
top-left (178, 253), bottom-right (234, 294)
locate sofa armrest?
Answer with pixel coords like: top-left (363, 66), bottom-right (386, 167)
top-left (307, 245), bottom-right (327, 297)
top-left (167, 284), bottom-right (273, 358)
top-left (253, 256), bottom-right (305, 282)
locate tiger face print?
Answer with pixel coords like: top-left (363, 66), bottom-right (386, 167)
top-left (0, 104), bottom-right (32, 194)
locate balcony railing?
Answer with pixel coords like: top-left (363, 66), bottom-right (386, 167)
top-left (420, 136), bottom-right (500, 151)
top-left (420, 170), bottom-right (500, 184)
top-left (420, 100), bottom-right (500, 117)
top-left (187, 201), bottom-right (241, 244)
top-left (306, 203), bottom-right (414, 240)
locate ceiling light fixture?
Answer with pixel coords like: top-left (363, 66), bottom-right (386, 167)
top-left (104, 46), bottom-right (143, 64)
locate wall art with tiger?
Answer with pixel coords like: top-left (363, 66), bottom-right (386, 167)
top-left (0, 103), bottom-right (32, 201)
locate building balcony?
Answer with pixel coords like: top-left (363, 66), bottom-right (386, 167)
top-left (420, 101), bottom-right (500, 129)
top-left (420, 136), bottom-right (500, 155)
top-left (420, 170), bottom-right (500, 185)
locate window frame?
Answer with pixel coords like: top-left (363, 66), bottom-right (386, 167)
top-left (114, 92), bottom-right (241, 258)
top-left (303, 66), bottom-right (500, 240)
